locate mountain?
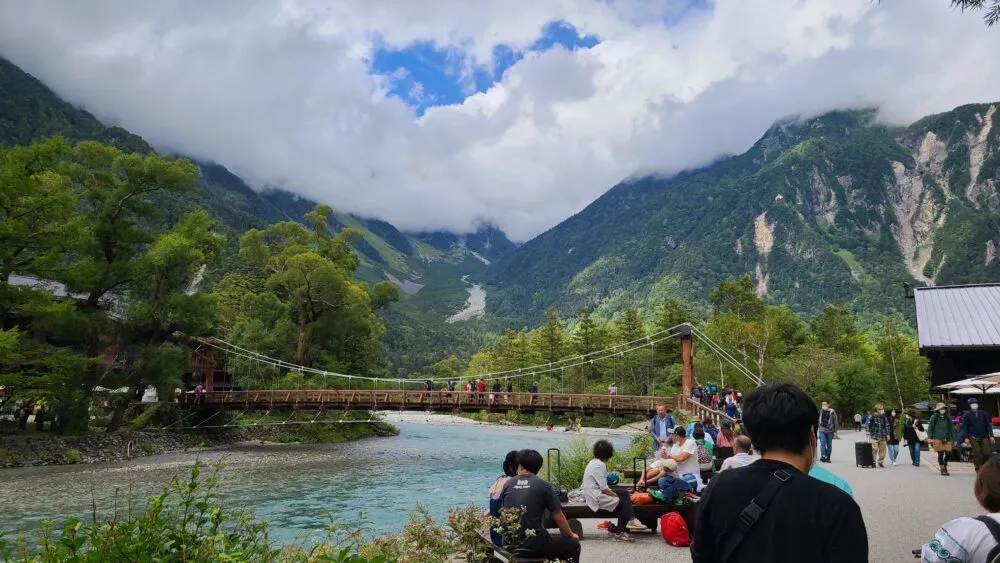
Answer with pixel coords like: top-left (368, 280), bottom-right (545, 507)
top-left (486, 104), bottom-right (1000, 324)
top-left (0, 55), bottom-right (510, 372)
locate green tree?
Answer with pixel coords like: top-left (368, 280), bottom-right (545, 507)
top-left (810, 303), bottom-right (861, 354)
top-left (431, 355), bottom-right (464, 380)
top-left (875, 315), bottom-right (930, 411)
top-left (572, 308), bottom-right (604, 392)
top-left (709, 276), bottom-right (764, 322)
top-left (237, 204), bottom-right (398, 375)
top-left (530, 307), bottom-right (568, 371)
top-left (0, 138), bottom-right (79, 282)
top-left (614, 305), bottom-right (646, 393)
top-left (833, 358), bottom-right (882, 419)
top-left (653, 298), bottom-right (692, 367)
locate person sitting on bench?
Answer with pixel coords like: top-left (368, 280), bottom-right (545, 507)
top-left (583, 439), bottom-right (642, 541)
top-left (501, 449), bottom-right (581, 562)
top-left (638, 448), bottom-right (673, 485)
top-left (489, 451), bottom-right (519, 546)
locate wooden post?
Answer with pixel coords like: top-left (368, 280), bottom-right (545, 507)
top-left (681, 324), bottom-right (694, 401)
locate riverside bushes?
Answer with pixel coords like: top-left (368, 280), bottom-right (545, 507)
top-left (0, 463), bottom-right (494, 562)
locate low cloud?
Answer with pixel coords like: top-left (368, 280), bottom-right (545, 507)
top-left (0, 0), bottom-right (998, 240)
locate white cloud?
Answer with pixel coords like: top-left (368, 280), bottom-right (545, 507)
top-left (0, 0), bottom-right (998, 241)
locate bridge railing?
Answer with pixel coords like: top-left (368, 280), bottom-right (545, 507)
top-left (683, 397), bottom-right (738, 426)
top-left (182, 389), bottom-right (682, 415)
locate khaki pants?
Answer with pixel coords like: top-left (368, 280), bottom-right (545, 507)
top-left (872, 440), bottom-right (887, 465)
top-left (971, 437), bottom-right (992, 472)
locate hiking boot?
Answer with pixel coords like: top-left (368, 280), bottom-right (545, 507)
top-left (626, 519), bottom-right (647, 532)
top-left (613, 532), bottom-right (635, 543)
top-left (878, 463), bottom-right (884, 468)
top-left (941, 467), bottom-right (949, 476)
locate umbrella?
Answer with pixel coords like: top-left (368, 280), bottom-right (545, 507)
top-left (935, 373), bottom-right (1000, 393)
top-left (949, 387), bottom-right (1000, 395)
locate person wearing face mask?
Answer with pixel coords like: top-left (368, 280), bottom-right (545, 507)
top-left (691, 382), bottom-right (869, 563)
top-left (867, 404), bottom-right (892, 468)
top-left (886, 408), bottom-right (900, 466)
top-left (928, 402), bottom-right (957, 476)
top-left (960, 397), bottom-right (995, 473)
top-left (903, 411), bottom-right (926, 467)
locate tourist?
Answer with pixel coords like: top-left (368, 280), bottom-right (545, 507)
top-left (715, 420), bottom-right (736, 462)
top-left (854, 412), bottom-right (863, 432)
top-left (817, 400), bottom-right (838, 463)
top-left (703, 417), bottom-right (719, 442)
top-left (921, 456), bottom-right (1000, 561)
top-left (489, 451), bottom-right (519, 546)
top-left (691, 382), bottom-right (868, 563)
top-left (638, 448), bottom-right (673, 484)
top-left (886, 408), bottom-right (900, 466)
top-left (582, 439), bottom-right (641, 541)
top-left (928, 402), bottom-right (956, 476)
top-left (501, 449), bottom-right (580, 561)
top-left (693, 428), bottom-right (715, 473)
top-left (725, 401), bottom-right (738, 419)
top-left (718, 435), bottom-right (758, 472)
top-left (903, 411), bottom-right (925, 467)
top-left (867, 404), bottom-right (891, 468)
top-left (693, 386), bottom-right (703, 404)
top-left (668, 427), bottom-right (702, 490)
top-left (505, 379), bottom-right (513, 393)
top-left (608, 383), bottom-right (617, 396)
top-left (654, 458), bottom-right (693, 502)
top-left (649, 405), bottom-right (677, 451)
top-left (960, 397), bottom-right (995, 473)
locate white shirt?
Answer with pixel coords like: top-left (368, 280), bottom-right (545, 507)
top-left (582, 459), bottom-right (620, 512)
top-left (719, 452), bottom-right (760, 472)
top-left (670, 439), bottom-right (700, 477)
top-left (922, 514), bottom-right (1000, 562)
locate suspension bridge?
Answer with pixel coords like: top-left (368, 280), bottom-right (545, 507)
top-left (176, 323), bottom-right (759, 419)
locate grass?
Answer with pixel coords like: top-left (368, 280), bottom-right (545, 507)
top-left (834, 249), bottom-right (871, 282)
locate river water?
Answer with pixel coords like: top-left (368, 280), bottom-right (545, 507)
top-left (0, 422), bottom-right (627, 545)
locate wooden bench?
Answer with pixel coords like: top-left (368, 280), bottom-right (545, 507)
top-left (546, 498), bottom-right (697, 539)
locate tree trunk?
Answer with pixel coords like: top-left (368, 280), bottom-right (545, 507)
top-left (295, 316), bottom-right (308, 366)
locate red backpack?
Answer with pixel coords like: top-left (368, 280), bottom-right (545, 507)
top-left (660, 512), bottom-right (690, 547)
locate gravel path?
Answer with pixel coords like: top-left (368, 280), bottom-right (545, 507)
top-left (575, 430), bottom-right (982, 562)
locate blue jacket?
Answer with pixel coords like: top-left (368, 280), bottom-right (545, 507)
top-left (960, 410), bottom-right (992, 440)
top-left (657, 474), bottom-right (692, 501)
top-left (649, 414), bottom-right (677, 446)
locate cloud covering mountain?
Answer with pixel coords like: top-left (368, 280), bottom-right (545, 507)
top-left (1, 0), bottom-right (999, 240)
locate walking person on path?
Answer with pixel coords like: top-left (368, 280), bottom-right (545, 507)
top-left (868, 404), bottom-right (892, 468)
top-left (903, 411), bottom-right (925, 467)
top-left (960, 397), bottom-right (995, 473)
top-left (886, 408), bottom-right (900, 466)
top-left (691, 382), bottom-right (868, 562)
top-left (928, 402), bottom-right (957, 476)
top-left (854, 412), bottom-right (862, 432)
top-left (817, 400), bottom-right (838, 463)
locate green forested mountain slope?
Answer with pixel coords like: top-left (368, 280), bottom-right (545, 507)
top-left (487, 104), bottom-right (1000, 324)
top-left (0, 55), bottom-right (511, 373)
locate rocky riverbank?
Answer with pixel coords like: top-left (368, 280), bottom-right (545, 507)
top-left (0, 422), bottom-right (396, 468)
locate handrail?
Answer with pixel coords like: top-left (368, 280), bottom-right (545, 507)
top-left (684, 397), bottom-right (738, 425)
top-left (180, 389), bottom-right (682, 415)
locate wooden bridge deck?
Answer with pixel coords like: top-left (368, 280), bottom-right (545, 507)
top-left (182, 389), bottom-right (681, 415)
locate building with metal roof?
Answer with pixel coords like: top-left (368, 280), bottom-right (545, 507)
top-left (915, 283), bottom-right (1000, 387)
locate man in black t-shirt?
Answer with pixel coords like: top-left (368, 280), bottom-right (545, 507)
top-left (691, 382), bottom-right (868, 563)
top-left (501, 449), bottom-right (581, 562)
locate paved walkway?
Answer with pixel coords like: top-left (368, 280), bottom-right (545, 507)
top-left (577, 431), bottom-right (982, 561)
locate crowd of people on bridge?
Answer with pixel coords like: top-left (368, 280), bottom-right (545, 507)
top-left (484, 381), bottom-right (1000, 562)
top-left (692, 383), bottom-right (742, 419)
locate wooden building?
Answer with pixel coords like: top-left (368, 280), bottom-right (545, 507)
top-left (915, 284), bottom-right (1000, 388)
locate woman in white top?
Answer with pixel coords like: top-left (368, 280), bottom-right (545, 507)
top-left (922, 456), bottom-right (1000, 562)
top-left (582, 439), bottom-right (641, 542)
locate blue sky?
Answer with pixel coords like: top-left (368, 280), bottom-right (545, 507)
top-left (371, 20), bottom-right (599, 115)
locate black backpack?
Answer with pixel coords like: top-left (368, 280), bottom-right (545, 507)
top-left (975, 515), bottom-right (1000, 563)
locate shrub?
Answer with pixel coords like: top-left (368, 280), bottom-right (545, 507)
top-left (64, 449), bottom-right (82, 464)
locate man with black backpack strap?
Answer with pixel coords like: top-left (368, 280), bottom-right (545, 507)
top-left (691, 382), bottom-right (868, 562)
top-left (922, 455), bottom-right (1000, 562)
